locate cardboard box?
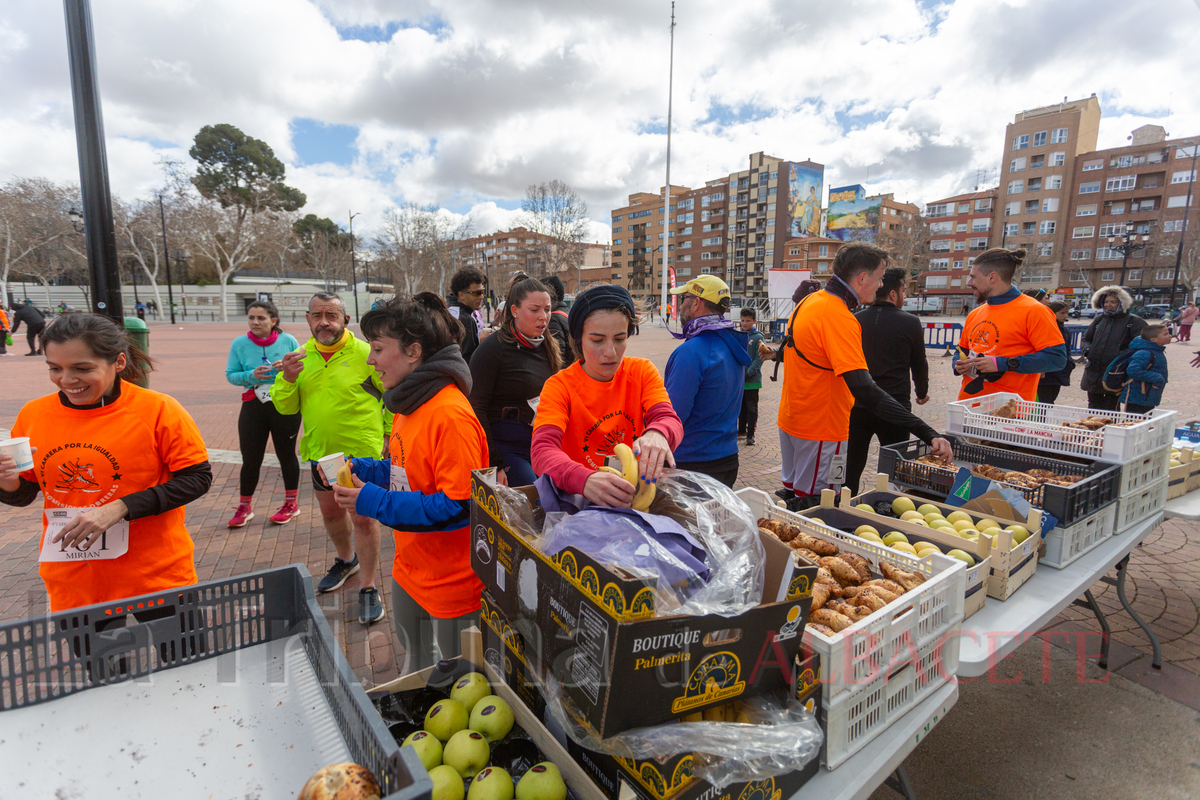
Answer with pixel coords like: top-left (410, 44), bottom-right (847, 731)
top-left (480, 598), bottom-right (821, 800)
top-left (1169, 447), bottom-right (1196, 499)
top-left (798, 489), bottom-right (990, 619)
top-left (470, 470), bottom-right (817, 739)
top-left (865, 475), bottom-right (1042, 600)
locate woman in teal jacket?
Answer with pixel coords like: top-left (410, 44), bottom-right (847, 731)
top-left (225, 300), bottom-right (302, 527)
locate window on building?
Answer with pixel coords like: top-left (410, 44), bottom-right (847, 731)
top-left (1008, 180), bottom-right (1024, 194)
top-left (1076, 204), bottom-right (1098, 217)
top-left (950, 277), bottom-right (962, 287)
top-left (1073, 226), bottom-right (1096, 238)
top-left (1042, 198), bottom-right (1059, 213)
top-left (955, 241), bottom-right (967, 251)
top-left (956, 222), bottom-right (968, 232)
top-left (789, 247), bottom-right (800, 256)
top-left (1052, 128), bottom-right (1069, 144)
top-left (1070, 250), bottom-right (1091, 260)
top-left (1101, 270), bottom-right (1116, 281)
top-left (972, 219), bottom-right (991, 232)
top-left (925, 202), bottom-right (951, 217)
top-left (953, 260), bottom-right (964, 270)
top-left (1025, 267), bottom-right (1053, 282)
top-left (1082, 159), bottom-right (1103, 172)
top-left (1105, 202), bottom-right (1126, 215)
top-left (975, 198), bottom-right (993, 211)
top-left (1025, 199), bottom-right (1040, 214)
top-left (1049, 175), bottom-right (1063, 189)
top-left (1050, 152), bottom-right (1066, 166)
top-left (1096, 247), bottom-right (1122, 260)
top-left (1040, 221), bottom-right (1056, 234)
top-left (926, 275), bottom-right (948, 289)
top-left (958, 203), bottom-right (970, 213)
top-left (1004, 222), bottom-right (1019, 236)
top-left (1069, 270), bottom-right (1088, 281)
top-left (970, 237), bottom-right (989, 250)
top-left (1098, 223), bottom-right (1123, 237)
top-left (1010, 157), bottom-right (1027, 173)
top-left (930, 239), bottom-right (953, 252)
top-left (1079, 181), bottom-right (1100, 194)
top-left (1037, 242), bottom-right (1053, 257)
top-left (613, 215), bottom-right (623, 222)
top-left (1173, 170), bottom-right (1197, 184)
top-left (967, 257), bottom-right (978, 267)
top-left (1013, 134), bottom-right (1029, 151)
top-left (1168, 195), bottom-right (1194, 208)
top-left (1106, 175), bottom-right (1137, 191)
top-left (929, 221), bottom-right (953, 234)
top-left (1032, 131), bottom-right (1047, 147)
top-left (929, 258), bottom-right (950, 271)
top-left (1156, 269), bottom-right (1174, 281)
top-left (1178, 145), bottom-right (1199, 159)
top-left (1022, 222), bottom-right (1037, 234)
top-left (1127, 269), bottom-right (1143, 282)
top-left (1163, 220), bottom-right (1185, 232)
top-left (818, 245), bottom-right (829, 257)
top-left (1028, 178), bottom-right (1043, 191)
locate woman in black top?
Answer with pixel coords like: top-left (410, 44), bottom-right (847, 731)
top-left (469, 277), bottom-right (562, 486)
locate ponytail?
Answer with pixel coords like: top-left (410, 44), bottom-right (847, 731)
top-left (42, 313), bottom-right (156, 385)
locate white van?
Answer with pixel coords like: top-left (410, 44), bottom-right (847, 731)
top-left (902, 297), bottom-right (942, 316)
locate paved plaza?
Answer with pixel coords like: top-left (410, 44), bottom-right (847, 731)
top-left (1, 318), bottom-right (1199, 798)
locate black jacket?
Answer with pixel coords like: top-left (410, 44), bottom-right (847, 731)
top-left (11, 304), bottom-right (45, 333)
top-left (854, 300), bottom-right (929, 406)
top-left (448, 298), bottom-right (481, 363)
top-left (1081, 286), bottom-right (1145, 392)
top-left (467, 330), bottom-right (557, 467)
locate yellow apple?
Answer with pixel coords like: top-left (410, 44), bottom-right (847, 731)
top-left (946, 511), bottom-right (973, 525)
top-left (945, 549), bottom-right (976, 567)
top-left (858, 531), bottom-right (884, 544)
top-left (855, 504), bottom-right (875, 514)
top-left (952, 519), bottom-right (975, 533)
top-left (854, 524), bottom-right (879, 537)
top-left (1006, 525), bottom-right (1031, 544)
top-left (891, 497), bottom-right (917, 516)
top-left (976, 518), bottom-right (1001, 532)
top-left (917, 504), bottom-right (941, 516)
top-left (882, 531), bottom-right (909, 546)
top-left (899, 510), bottom-right (925, 522)
top-left (890, 542), bottom-right (918, 555)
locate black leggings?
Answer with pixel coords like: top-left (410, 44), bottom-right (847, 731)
top-left (237, 399), bottom-right (302, 496)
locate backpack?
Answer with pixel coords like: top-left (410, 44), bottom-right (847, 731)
top-left (552, 309), bottom-right (568, 318)
top-left (1101, 349), bottom-right (1157, 395)
top-left (770, 293), bottom-right (834, 381)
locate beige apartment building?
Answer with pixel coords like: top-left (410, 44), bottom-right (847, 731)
top-left (920, 189), bottom-right (998, 313)
top-left (993, 95), bottom-right (1102, 292)
top-left (457, 227), bottom-right (610, 295)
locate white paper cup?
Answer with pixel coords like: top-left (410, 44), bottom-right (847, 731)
top-left (317, 452), bottom-right (345, 485)
top-left (0, 437), bottom-right (33, 471)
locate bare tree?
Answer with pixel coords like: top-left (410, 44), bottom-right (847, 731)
top-left (376, 203), bottom-right (474, 296)
top-left (0, 178), bottom-right (76, 305)
top-left (113, 196), bottom-right (181, 314)
top-left (519, 180), bottom-right (590, 279)
top-left (885, 214), bottom-right (929, 291)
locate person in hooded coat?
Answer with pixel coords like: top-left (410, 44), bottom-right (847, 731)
top-left (663, 275), bottom-right (751, 488)
top-left (542, 274), bottom-right (574, 367)
top-left (1081, 285), bottom-right (1146, 411)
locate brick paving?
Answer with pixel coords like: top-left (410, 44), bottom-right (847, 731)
top-left (1, 317), bottom-right (1198, 689)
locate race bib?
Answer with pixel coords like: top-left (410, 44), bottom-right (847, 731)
top-left (449, 306), bottom-right (461, 320)
top-left (253, 384), bottom-right (273, 403)
top-left (389, 463), bottom-right (411, 493)
top-left (39, 508), bottom-right (130, 562)
top-left (828, 453), bottom-right (847, 486)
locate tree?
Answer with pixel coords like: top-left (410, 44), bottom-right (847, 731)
top-left (375, 203), bottom-right (474, 297)
top-left (884, 214), bottom-right (929, 293)
top-left (184, 124), bottom-right (306, 320)
top-left (294, 214), bottom-right (351, 290)
top-left (113, 197), bottom-right (179, 315)
top-left (519, 180), bottom-right (590, 279)
top-left (0, 178), bottom-right (76, 305)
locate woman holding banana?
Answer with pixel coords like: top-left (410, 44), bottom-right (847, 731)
top-left (330, 293), bottom-right (487, 673)
top-left (532, 285), bottom-right (682, 508)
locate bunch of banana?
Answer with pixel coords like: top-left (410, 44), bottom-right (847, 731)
top-left (597, 443), bottom-right (656, 511)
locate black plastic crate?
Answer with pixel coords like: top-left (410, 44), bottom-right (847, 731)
top-left (878, 439), bottom-right (1121, 527)
top-left (0, 565), bottom-right (430, 800)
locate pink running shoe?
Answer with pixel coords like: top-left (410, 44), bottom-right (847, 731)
top-left (270, 500), bottom-right (300, 524)
top-left (227, 503), bottom-right (254, 528)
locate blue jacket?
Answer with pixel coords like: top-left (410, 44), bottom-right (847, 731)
top-left (744, 327), bottom-right (766, 386)
top-left (664, 327), bottom-right (752, 463)
top-left (1118, 337), bottom-right (1167, 408)
top-left (226, 331), bottom-right (301, 389)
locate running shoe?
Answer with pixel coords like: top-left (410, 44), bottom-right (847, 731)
top-left (317, 555), bottom-right (360, 593)
top-left (746, 434), bottom-right (756, 446)
top-left (359, 587), bottom-right (385, 625)
top-left (227, 503), bottom-right (254, 528)
top-left (269, 500), bottom-right (300, 524)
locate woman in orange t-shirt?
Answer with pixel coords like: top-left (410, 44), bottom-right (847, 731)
top-left (0, 314), bottom-right (211, 612)
top-left (532, 285), bottom-right (682, 508)
top-left (331, 293), bottom-right (487, 674)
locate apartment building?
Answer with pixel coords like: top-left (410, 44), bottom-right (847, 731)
top-left (612, 152), bottom-right (825, 304)
top-left (782, 237), bottom-right (844, 278)
top-left (994, 95), bottom-right (1102, 292)
top-left (921, 189), bottom-right (998, 313)
top-left (458, 227), bottom-right (610, 294)
top-left (1060, 125), bottom-right (1198, 302)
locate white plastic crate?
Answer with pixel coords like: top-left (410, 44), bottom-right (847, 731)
top-left (1119, 446), bottom-right (1171, 498)
top-left (1116, 476), bottom-right (1168, 533)
top-left (820, 634), bottom-right (957, 769)
top-left (1041, 503), bottom-right (1117, 569)
top-left (946, 392), bottom-right (1177, 463)
top-left (738, 488), bottom-right (965, 703)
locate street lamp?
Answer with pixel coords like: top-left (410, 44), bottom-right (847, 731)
top-left (1107, 222), bottom-right (1148, 286)
top-left (1168, 139), bottom-right (1200, 309)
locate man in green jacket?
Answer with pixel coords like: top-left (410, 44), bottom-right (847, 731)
top-left (273, 292), bottom-right (391, 625)
top-left (738, 307), bottom-right (766, 446)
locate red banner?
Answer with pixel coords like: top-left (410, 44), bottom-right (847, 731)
top-left (669, 267), bottom-right (677, 320)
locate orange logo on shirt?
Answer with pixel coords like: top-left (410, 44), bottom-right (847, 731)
top-left (39, 442), bottom-right (123, 508)
top-left (56, 459), bottom-right (102, 493)
top-left (581, 410), bottom-right (636, 468)
top-left (967, 320), bottom-right (1001, 354)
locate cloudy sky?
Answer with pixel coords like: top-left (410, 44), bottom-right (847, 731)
top-left (2, 0), bottom-right (1199, 243)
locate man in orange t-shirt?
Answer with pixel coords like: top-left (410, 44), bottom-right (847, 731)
top-left (955, 248), bottom-right (1067, 401)
top-left (777, 242), bottom-right (952, 510)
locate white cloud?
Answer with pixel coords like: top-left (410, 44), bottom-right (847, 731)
top-left (2, 0), bottom-right (1199, 245)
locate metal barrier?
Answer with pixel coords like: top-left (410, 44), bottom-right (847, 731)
top-left (923, 322), bottom-right (962, 354)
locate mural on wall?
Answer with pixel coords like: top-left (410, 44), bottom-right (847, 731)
top-left (826, 184), bottom-right (881, 243)
top-left (788, 164), bottom-right (824, 239)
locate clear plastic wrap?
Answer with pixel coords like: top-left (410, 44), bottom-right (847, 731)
top-left (493, 481), bottom-right (540, 540)
top-left (537, 469), bottom-right (766, 618)
top-left (541, 672), bottom-right (823, 790)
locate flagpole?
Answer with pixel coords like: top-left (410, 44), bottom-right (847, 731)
top-left (660, 2), bottom-right (675, 326)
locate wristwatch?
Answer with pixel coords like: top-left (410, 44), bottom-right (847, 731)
top-left (1006, 357), bottom-right (1020, 371)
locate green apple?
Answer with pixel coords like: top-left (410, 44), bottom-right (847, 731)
top-left (855, 504), bottom-right (875, 513)
top-left (891, 497), bottom-right (917, 516)
top-left (443, 730), bottom-right (492, 778)
top-left (946, 510), bottom-right (973, 525)
top-left (945, 549), bottom-right (976, 567)
top-left (917, 504), bottom-right (941, 516)
top-left (469, 695), bottom-right (515, 741)
top-left (403, 730), bottom-right (444, 771)
top-left (468, 768), bottom-right (515, 800)
top-left (854, 524), bottom-right (879, 537)
top-left (882, 531), bottom-right (909, 546)
top-left (425, 699), bottom-right (470, 742)
top-left (430, 765), bottom-right (466, 800)
top-left (899, 510), bottom-right (925, 522)
top-left (450, 672), bottom-right (493, 714)
top-left (516, 763), bottom-right (568, 800)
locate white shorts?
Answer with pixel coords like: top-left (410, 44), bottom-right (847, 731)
top-left (779, 432), bottom-right (848, 497)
